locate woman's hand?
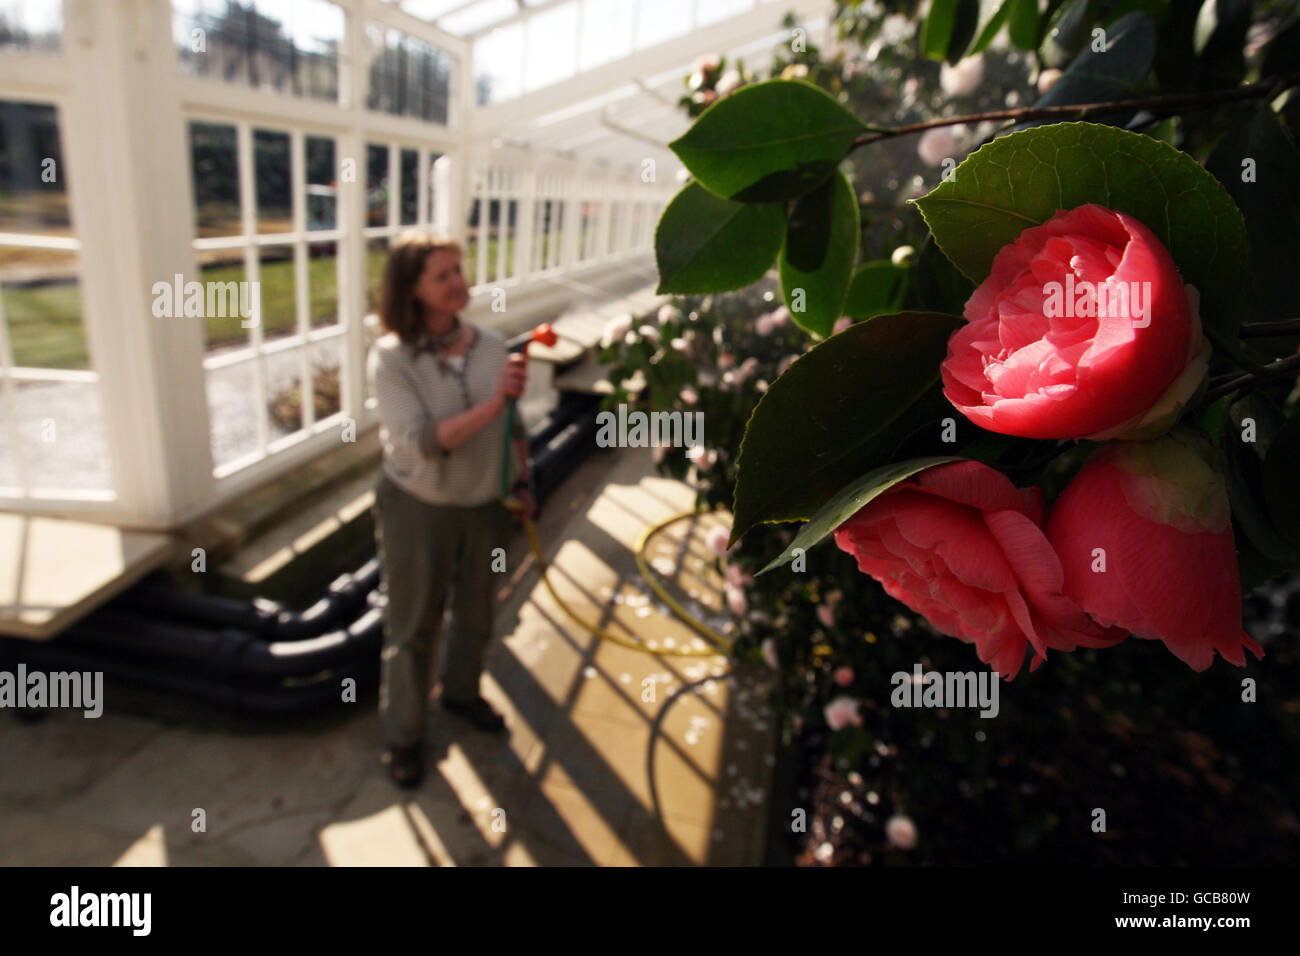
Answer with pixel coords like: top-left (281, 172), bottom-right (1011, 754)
top-left (496, 353), bottom-right (527, 402)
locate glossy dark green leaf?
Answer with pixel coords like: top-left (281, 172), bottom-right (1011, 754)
top-left (912, 121), bottom-right (1250, 336)
top-left (967, 0), bottom-right (1014, 55)
top-left (654, 182), bottom-right (785, 294)
top-left (1028, 11), bottom-right (1155, 128)
top-left (668, 80), bottom-right (866, 202)
top-left (922, 0), bottom-right (962, 60)
top-left (1223, 393), bottom-right (1300, 564)
top-left (778, 170), bottom-right (859, 337)
top-left (730, 311), bottom-right (964, 545)
top-left (759, 457), bottom-right (965, 574)
top-left (1007, 0), bottom-right (1040, 49)
top-left (1205, 104), bottom-right (1300, 326)
top-left (1039, 0), bottom-right (1098, 68)
top-left (844, 261), bottom-right (909, 318)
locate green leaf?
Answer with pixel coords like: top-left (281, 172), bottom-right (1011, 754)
top-left (654, 182), bottom-right (785, 294)
top-left (1194, 0), bottom-right (1252, 88)
top-left (1007, 0), bottom-right (1040, 49)
top-left (922, 0), bottom-right (962, 60)
top-left (968, 0), bottom-right (1014, 56)
top-left (946, 0), bottom-right (982, 63)
top-left (1205, 104), bottom-right (1300, 326)
top-left (730, 311), bottom-right (964, 545)
top-left (759, 457), bottom-right (965, 574)
top-left (1028, 11), bottom-right (1155, 127)
top-left (844, 261), bottom-right (909, 318)
top-left (1223, 393), bottom-right (1300, 564)
top-left (912, 121), bottom-right (1250, 336)
top-left (668, 80), bottom-right (866, 202)
top-left (778, 170), bottom-right (859, 337)
top-left (906, 237), bottom-right (976, 315)
top-left (1039, 0), bottom-right (1098, 69)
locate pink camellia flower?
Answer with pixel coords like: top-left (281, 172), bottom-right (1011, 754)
top-left (706, 526), bottom-right (730, 557)
top-left (885, 815), bottom-right (918, 850)
top-left (755, 313), bottom-right (776, 336)
top-left (824, 696), bottom-right (863, 731)
top-left (833, 460), bottom-right (1126, 678)
top-left (1045, 432), bottom-right (1264, 671)
top-left (817, 604), bottom-right (836, 628)
top-left (834, 666), bottom-right (854, 686)
top-left (679, 386), bottom-right (698, 405)
top-left (942, 204), bottom-right (1207, 441)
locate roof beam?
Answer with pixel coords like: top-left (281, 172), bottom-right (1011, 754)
top-left (467, 0), bottom-right (825, 138)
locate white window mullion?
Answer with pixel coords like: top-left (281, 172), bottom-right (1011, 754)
top-left (475, 167), bottom-right (488, 286)
top-left (417, 146), bottom-right (430, 228)
top-left (388, 142), bottom-right (400, 230)
top-left (494, 171), bottom-right (508, 282)
top-left (292, 129), bottom-right (313, 430)
top-left (0, 293), bottom-right (32, 496)
top-left (238, 121), bottom-right (270, 457)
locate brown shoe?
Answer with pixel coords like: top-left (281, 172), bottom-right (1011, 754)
top-left (385, 744), bottom-right (424, 788)
top-left (441, 696), bottom-right (507, 733)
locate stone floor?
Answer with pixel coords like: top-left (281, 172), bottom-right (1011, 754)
top-left (0, 447), bottom-right (777, 866)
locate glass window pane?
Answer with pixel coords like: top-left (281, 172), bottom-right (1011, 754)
top-left (365, 236), bottom-right (388, 315)
top-left (0, 100), bottom-right (69, 236)
top-left (579, 0), bottom-right (632, 71)
top-left (308, 240), bottom-right (338, 329)
top-left (266, 345), bottom-right (305, 438)
top-left (367, 22), bottom-right (452, 125)
top-left (309, 338), bottom-right (343, 421)
top-left (259, 246), bottom-right (296, 340)
top-left (697, 0), bottom-right (753, 27)
top-left (198, 257), bottom-right (253, 352)
top-left (473, 23), bottom-right (522, 105)
top-left (1, 248), bottom-right (85, 370)
top-left (439, 0), bottom-right (517, 35)
top-left (399, 147), bottom-right (418, 225)
top-left (635, 0), bottom-right (691, 49)
top-left (189, 121), bottom-right (241, 238)
top-left (254, 129), bottom-right (291, 234)
top-left (0, 0), bottom-right (62, 54)
top-left (524, 2), bottom-right (577, 92)
top-left (296, 0), bottom-right (343, 101)
top-left (366, 143), bottom-right (389, 227)
top-left (464, 198), bottom-right (480, 286)
top-left (173, 0), bottom-right (342, 103)
top-left (207, 356), bottom-right (261, 468)
top-left (305, 135), bottom-right (336, 230)
top-left (15, 379), bottom-right (112, 492)
top-left (503, 199), bottom-right (517, 278)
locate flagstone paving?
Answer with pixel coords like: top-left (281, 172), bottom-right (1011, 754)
top-left (0, 447), bottom-right (777, 866)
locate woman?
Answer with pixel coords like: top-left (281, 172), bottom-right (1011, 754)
top-left (367, 232), bottom-right (534, 789)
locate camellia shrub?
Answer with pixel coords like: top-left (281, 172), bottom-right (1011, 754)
top-left (654, 1), bottom-right (1300, 685)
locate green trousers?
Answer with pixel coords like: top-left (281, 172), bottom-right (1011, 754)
top-left (372, 471), bottom-right (510, 748)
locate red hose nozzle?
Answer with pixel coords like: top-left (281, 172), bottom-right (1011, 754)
top-left (532, 323), bottom-right (559, 348)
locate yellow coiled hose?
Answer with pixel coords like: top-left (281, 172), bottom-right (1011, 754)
top-left (508, 500), bottom-right (734, 659)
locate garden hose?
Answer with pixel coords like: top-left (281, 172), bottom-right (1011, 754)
top-left (504, 497), bottom-right (734, 659)
top-left (502, 322), bottom-right (733, 659)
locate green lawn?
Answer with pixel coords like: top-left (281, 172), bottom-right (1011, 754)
top-left (4, 233), bottom-right (538, 367)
